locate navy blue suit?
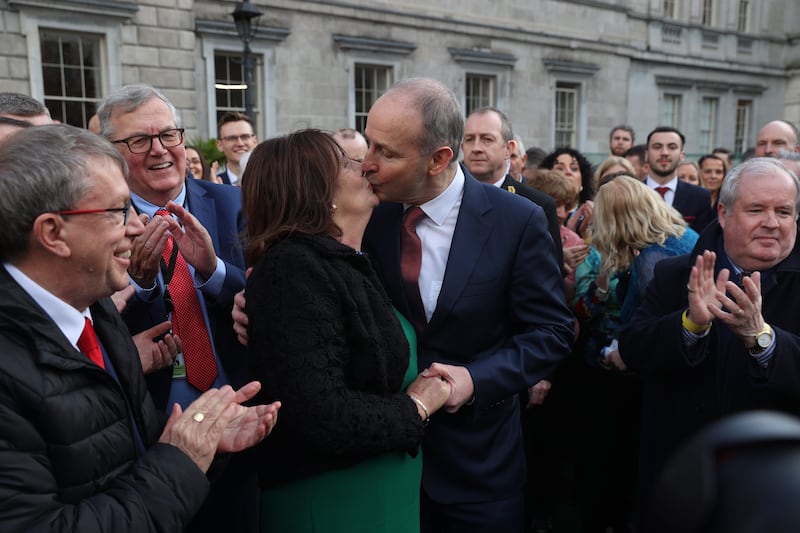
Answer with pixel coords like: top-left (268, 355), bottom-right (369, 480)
top-left (216, 170), bottom-right (233, 185)
top-left (122, 178), bottom-right (254, 533)
top-left (672, 180), bottom-right (715, 233)
top-left (123, 178), bottom-right (248, 409)
top-left (364, 170), bottom-right (574, 522)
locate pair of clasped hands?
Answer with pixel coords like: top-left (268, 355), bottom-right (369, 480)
top-left (230, 285), bottom-right (468, 422)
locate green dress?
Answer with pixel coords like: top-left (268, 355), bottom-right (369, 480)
top-left (259, 310), bottom-right (422, 533)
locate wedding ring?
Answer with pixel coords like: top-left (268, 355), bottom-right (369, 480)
top-left (686, 284), bottom-right (697, 293)
top-left (192, 412), bottom-right (205, 423)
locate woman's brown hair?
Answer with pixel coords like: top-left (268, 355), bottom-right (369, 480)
top-left (241, 129), bottom-right (343, 266)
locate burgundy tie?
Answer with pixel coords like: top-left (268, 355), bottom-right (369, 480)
top-left (655, 186), bottom-right (669, 199)
top-left (156, 209), bottom-right (218, 391)
top-left (400, 207), bottom-right (427, 331)
top-left (78, 317), bottom-right (105, 369)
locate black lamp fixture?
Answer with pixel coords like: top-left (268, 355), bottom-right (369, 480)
top-left (231, 0), bottom-right (263, 124)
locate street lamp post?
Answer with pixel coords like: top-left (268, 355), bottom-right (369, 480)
top-left (232, 0), bottom-right (263, 125)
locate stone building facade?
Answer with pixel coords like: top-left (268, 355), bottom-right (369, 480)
top-left (1, 0), bottom-right (798, 159)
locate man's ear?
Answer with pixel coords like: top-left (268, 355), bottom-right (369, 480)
top-left (428, 146), bottom-right (454, 176)
top-left (32, 213), bottom-right (71, 258)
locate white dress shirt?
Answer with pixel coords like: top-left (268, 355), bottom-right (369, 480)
top-left (406, 166), bottom-right (465, 322)
top-left (646, 175), bottom-right (678, 206)
top-left (3, 263), bottom-right (90, 351)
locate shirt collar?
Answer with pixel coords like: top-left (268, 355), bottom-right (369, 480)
top-left (3, 263), bottom-right (90, 350)
top-left (406, 164), bottom-right (465, 226)
top-left (646, 176), bottom-right (678, 191)
top-left (131, 182), bottom-right (187, 219)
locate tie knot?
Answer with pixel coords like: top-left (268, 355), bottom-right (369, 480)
top-left (155, 208), bottom-right (171, 218)
top-left (403, 206), bottom-right (426, 229)
top-left (655, 186), bottom-right (669, 199)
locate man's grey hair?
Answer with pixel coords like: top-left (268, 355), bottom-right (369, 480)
top-left (0, 93), bottom-right (50, 118)
top-left (468, 106), bottom-right (514, 143)
top-left (0, 124), bottom-right (127, 261)
top-left (97, 84), bottom-right (181, 139)
top-left (718, 157), bottom-right (800, 215)
top-left (386, 78), bottom-right (463, 164)
top-left (513, 134), bottom-right (525, 154)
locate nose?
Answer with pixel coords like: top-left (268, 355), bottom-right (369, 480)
top-left (763, 209), bottom-right (780, 228)
top-left (126, 206), bottom-right (145, 237)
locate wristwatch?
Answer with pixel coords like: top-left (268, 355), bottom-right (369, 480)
top-left (752, 323), bottom-right (773, 352)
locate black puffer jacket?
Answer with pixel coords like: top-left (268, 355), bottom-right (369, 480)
top-left (0, 267), bottom-right (209, 532)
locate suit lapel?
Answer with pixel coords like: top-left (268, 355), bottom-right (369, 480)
top-left (427, 176), bottom-right (493, 331)
top-left (185, 179), bottom-right (221, 251)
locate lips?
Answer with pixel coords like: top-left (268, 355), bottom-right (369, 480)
top-left (116, 250), bottom-right (132, 259)
top-left (149, 162), bottom-right (173, 171)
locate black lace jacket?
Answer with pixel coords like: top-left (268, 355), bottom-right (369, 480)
top-left (247, 234), bottom-right (424, 488)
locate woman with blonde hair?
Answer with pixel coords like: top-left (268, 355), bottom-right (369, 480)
top-left (570, 175), bottom-right (698, 531)
top-left (592, 155), bottom-right (636, 190)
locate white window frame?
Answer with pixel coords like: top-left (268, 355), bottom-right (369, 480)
top-left (554, 82), bottom-right (579, 148)
top-left (464, 73), bottom-right (498, 116)
top-left (661, 93), bottom-right (683, 129)
top-left (17, 10), bottom-right (124, 105)
top-left (200, 36), bottom-right (277, 140)
top-left (701, 0), bottom-right (715, 26)
top-left (350, 62), bottom-right (395, 133)
top-left (734, 99), bottom-right (752, 155)
top-left (737, 0), bottom-right (750, 32)
top-left (699, 96), bottom-right (719, 153)
top-left (663, 0), bottom-right (677, 19)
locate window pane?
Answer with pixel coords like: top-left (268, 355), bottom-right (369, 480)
top-left (39, 30), bottom-right (102, 128)
top-left (214, 51), bottom-right (261, 129)
top-left (465, 74), bottom-right (496, 116)
top-left (660, 94), bottom-right (682, 128)
top-left (737, 0), bottom-right (749, 32)
top-left (699, 97), bottom-right (718, 153)
top-left (734, 100), bottom-right (751, 155)
top-left (555, 83), bottom-right (578, 148)
top-left (702, 0), bottom-right (714, 26)
top-left (354, 64), bottom-right (392, 133)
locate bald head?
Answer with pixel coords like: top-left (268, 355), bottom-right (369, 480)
top-left (332, 128), bottom-right (368, 161)
top-left (755, 120), bottom-right (800, 157)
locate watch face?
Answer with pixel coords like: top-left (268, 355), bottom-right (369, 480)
top-left (757, 332), bottom-right (771, 348)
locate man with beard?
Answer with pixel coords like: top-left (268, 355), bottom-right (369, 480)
top-left (609, 124), bottom-right (635, 157)
top-left (645, 126), bottom-right (714, 233)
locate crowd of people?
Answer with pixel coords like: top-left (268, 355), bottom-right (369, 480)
top-left (1, 83), bottom-right (800, 533)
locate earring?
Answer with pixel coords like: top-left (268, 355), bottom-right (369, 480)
top-left (331, 204), bottom-right (337, 213)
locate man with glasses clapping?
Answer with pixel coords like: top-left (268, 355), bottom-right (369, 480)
top-left (97, 85), bottom-right (257, 533)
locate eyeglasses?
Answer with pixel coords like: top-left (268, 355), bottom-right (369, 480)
top-left (219, 133), bottom-right (256, 143)
top-left (344, 158), bottom-right (363, 170)
top-left (112, 128), bottom-right (185, 154)
top-left (57, 200), bottom-right (133, 226)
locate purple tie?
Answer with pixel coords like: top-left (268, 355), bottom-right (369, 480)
top-left (400, 207), bottom-right (427, 331)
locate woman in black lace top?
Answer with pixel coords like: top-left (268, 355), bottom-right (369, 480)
top-left (241, 129), bottom-right (450, 533)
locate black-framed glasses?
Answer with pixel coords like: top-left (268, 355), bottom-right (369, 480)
top-left (112, 128), bottom-right (185, 154)
top-left (57, 200), bottom-right (133, 226)
top-left (219, 133), bottom-right (256, 143)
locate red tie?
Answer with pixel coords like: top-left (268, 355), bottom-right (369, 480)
top-left (78, 317), bottom-right (105, 369)
top-left (655, 186), bottom-right (669, 199)
top-left (156, 209), bottom-right (218, 391)
top-left (400, 207), bottom-right (427, 331)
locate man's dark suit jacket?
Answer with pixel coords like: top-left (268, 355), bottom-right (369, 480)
top-left (672, 180), bottom-right (715, 233)
top-left (619, 222), bottom-right (800, 518)
top-left (364, 169), bottom-right (574, 504)
top-left (501, 174), bottom-right (564, 271)
top-left (216, 170), bottom-right (233, 185)
top-left (122, 178), bottom-right (249, 410)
